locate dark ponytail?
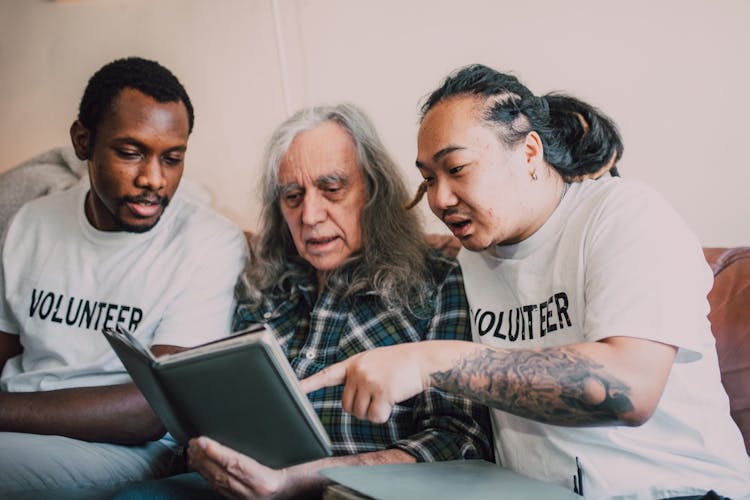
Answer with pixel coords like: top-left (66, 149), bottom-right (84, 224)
top-left (420, 64), bottom-right (622, 179)
top-left (543, 94), bottom-right (622, 179)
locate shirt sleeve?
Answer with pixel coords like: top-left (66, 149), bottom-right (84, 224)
top-left (0, 218), bottom-right (20, 334)
top-left (582, 182), bottom-right (714, 361)
top-left (389, 260), bottom-right (494, 462)
top-left (151, 222), bottom-right (248, 347)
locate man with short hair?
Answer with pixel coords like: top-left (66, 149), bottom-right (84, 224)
top-left (0, 57), bottom-right (247, 494)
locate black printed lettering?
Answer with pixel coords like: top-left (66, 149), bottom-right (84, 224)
top-left (546, 296), bottom-right (557, 333)
top-left (129, 308), bottom-right (143, 332)
top-left (102, 303), bottom-right (118, 332)
top-left (93, 302), bottom-right (107, 331)
top-left (38, 292), bottom-right (54, 319)
top-left (79, 300), bottom-right (97, 329)
top-left (50, 294), bottom-right (64, 323)
top-left (116, 306), bottom-right (130, 328)
top-left (478, 310), bottom-right (496, 336)
top-left (493, 311), bottom-right (506, 339)
top-left (65, 297), bottom-right (82, 325)
top-left (29, 289), bottom-right (44, 317)
top-left (555, 292), bottom-right (572, 328)
top-left (522, 304), bottom-right (536, 340)
top-left (508, 308), bottom-right (519, 342)
top-left (28, 289), bottom-right (143, 334)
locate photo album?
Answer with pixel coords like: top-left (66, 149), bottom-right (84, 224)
top-left (103, 324), bottom-right (332, 468)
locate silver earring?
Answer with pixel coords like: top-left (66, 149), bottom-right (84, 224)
top-left (531, 171), bottom-right (538, 181)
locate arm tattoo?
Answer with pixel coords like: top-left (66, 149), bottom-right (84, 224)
top-left (431, 347), bottom-right (634, 426)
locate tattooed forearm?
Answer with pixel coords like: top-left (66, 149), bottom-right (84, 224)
top-left (431, 347), bottom-right (634, 426)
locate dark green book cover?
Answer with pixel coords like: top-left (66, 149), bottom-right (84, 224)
top-left (104, 325), bottom-right (332, 468)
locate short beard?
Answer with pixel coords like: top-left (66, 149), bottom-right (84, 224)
top-left (117, 217), bottom-right (162, 233)
top-left (116, 196), bottom-right (171, 233)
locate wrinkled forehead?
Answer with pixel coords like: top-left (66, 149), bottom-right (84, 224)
top-left (278, 121), bottom-right (364, 187)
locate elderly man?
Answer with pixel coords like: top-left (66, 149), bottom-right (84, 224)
top-left (0, 57), bottom-right (247, 494)
top-left (113, 104), bottom-right (492, 499)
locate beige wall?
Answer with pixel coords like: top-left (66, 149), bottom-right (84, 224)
top-left (1, 0), bottom-right (748, 245)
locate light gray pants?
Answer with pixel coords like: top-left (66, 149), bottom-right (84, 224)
top-left (0, 432), bottom-right (182, 496)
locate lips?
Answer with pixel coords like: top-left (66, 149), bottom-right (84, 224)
top-left (443, 214), bottom-right (472, 239)
top-left (303, 235), bottom-right (343, 256)
top-left (124, 195), bottom-right (167, 219)
top-left (306, 235), bottom-right (338, 247)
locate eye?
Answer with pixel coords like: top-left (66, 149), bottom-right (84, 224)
top-left (322, 184), bottom-right (345, 199)
top-left (421, 175), bottom-right (435, 186)
top-left (115, 149), bottom-right (140, 160)
top-left (282, 191), bottom-right (303, 208)
top-left (448, 165), bottom-right (465, 175)
top-left (163, 155), bottom-right (184, 166)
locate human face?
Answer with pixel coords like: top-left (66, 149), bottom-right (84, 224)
top-left (72, 87), bottom-right (189, 233)
top-left (416, 95), bottom-right (546, 250)
top-left (278, 121), bottom-right (367, 283)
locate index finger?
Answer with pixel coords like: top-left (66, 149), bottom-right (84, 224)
top-left (300, 359), bottom-right (349, 393)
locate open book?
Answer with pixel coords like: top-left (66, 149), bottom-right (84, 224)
top-left (103, 324), bottom-right (332, 468)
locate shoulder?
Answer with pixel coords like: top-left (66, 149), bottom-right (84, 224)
top-left (570, 177), bottom-right (672, 217)
top-left (572, 178), bottom-right (693, 240)
top-left (13, 184), bottom-right (81, 216)
top-left (424, 248), bottom-right (463, 286)
top-left (3, 186), bottom-right (80, 243)
top-left (165, 195), bottom-right (246, 252)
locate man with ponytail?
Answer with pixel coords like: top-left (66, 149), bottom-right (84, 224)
top-left (304, 64), bottom-right (750, 499)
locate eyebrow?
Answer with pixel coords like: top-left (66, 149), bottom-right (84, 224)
top-left (279, 182), bottom-right (301, 195)
top-left (112, 137), bottom-right (187, 153)
top-left (415, 145), bottom-right (466, 169)
top-left (279, 173), bottom-right (348, 194)
top-left (316, 174), bottom-right (347, 186)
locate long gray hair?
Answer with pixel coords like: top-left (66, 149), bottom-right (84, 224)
top-left (240, 103), bottom-right (432, 312)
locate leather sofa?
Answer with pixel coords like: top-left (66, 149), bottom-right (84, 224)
top-left (704, 247), bottom-right (750, 454)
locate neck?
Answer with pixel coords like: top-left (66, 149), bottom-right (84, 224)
top-left (316, 270), bottom-right (329, 296)
top-left (512, 174), bottom-right (567, 245)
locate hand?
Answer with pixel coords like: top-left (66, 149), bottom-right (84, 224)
top-left (300, 343), bottom-right (430, 423)
top-left (188, 437), bottom-right (288, 499)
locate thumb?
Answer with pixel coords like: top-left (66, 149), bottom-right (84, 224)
top-left (300, 360), bottom-right (349, 393)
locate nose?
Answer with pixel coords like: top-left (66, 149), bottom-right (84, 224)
top-left (301, 191), bottom-right (327, 226)
top-left (135, 156), bottom-right (166, 190)
top-left (429, 177), bottom-right (458, 211)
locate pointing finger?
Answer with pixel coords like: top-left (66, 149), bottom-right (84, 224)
top-left (300, 359), bottom-right (349, 393)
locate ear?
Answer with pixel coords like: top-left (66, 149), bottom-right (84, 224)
top-left (70, 120), bottom-right (91, 160)
top-left (523, 131), bottom-right (544, 166)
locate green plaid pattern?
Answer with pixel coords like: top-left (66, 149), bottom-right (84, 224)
top-left (233, 251), bottom-right (493, 462)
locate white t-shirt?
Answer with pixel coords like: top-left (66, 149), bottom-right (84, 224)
top-left (459, 177), bottom-right (750, 499)
top-left (0, 184), bottom-right (247, 392)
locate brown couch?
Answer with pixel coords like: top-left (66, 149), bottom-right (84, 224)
top-left (704, 247), bottom-right (750, 455)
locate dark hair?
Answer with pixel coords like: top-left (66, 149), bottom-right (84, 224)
top-left (420, 64), bottom-right (622, 179)
top-left (77, 57), bottom-right (194, 147)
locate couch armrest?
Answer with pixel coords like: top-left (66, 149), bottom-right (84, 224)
top-left (704, 247), bottom-right (750, 455)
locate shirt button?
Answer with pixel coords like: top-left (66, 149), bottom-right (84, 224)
top-left (305, 351), bottom-right (315, 360)
top-left (262, 312), bottom-right (271, 319)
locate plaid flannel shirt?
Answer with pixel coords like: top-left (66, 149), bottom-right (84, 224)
top-left (233, 250), bottom-right (493, 463)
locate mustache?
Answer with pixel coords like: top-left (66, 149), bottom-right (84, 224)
top-left (441, 207), bottom-right (466, 221)
top-left (123, 193), bottom-right (170, 207)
